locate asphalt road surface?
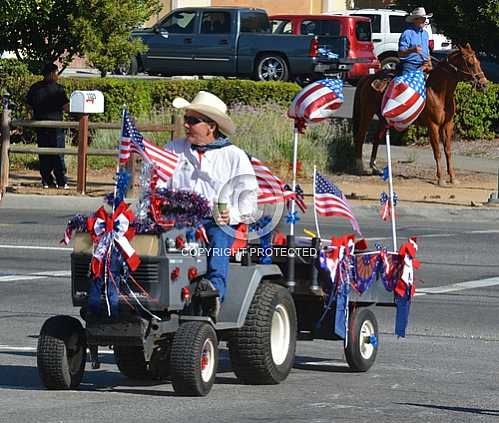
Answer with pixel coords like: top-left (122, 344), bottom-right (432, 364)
top-left (0, 200), bottom-right (498, 422)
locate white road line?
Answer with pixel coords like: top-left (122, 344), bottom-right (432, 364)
top-left (0, 270), bottom-right (70, 282)
top-left (0, 345), bottom-right (114, 354)
top-left (418, 276), bottom-right (499, 294)
top-left (0, 244), bottom-right (71, 251)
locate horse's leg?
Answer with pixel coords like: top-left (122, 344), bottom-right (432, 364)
top-left (442, 120), bottom-right (458, 184)
top-left (427, 122), bottom-right (445, 185)
top-left (369, 119), bottom-right (387, 175)
top-left (353, 109), bottom-right (375, 175)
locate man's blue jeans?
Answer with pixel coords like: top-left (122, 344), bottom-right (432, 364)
top-left (203, 220), bottom-right (235, 302)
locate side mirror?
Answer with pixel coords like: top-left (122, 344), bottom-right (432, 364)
top-left (153, 26), bottom-right (161, 34)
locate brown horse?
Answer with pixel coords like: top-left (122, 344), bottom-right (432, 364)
top-left (352, 44), bottom-right (488, 186)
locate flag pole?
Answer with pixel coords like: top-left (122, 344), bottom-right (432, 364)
top-left (112, 106), bottom-right (127, 213)
top-left (385, 128), bottom-right (397, 251)
top-left (289, 126), bottom-right (299, 236)
top-left (313, 165), bottom-right (321, 240)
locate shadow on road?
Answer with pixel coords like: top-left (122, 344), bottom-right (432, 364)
top-left (398, 402), bottom-right (499, 417)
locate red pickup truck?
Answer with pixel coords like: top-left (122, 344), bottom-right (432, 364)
top-left (270, 14), bottom-right (380, 84)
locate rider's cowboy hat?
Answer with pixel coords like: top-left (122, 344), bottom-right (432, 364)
top-left (405, 7), bottom-right (433, 23)
top-left (172, 91), bottom-right (235, 136)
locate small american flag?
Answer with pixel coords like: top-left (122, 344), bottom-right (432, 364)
top-left (288, 79), bottom-right (344, 123)
top-left (381, 70), bottom-right (426, 131)
top-left (314, 171), bottom-right (361, 235)
top-left (284, 184), bottom-right (308, 214)
top-left (249, 156), bottom-right (294, 205)
top-left (119, 110), bottom-right (179, 181)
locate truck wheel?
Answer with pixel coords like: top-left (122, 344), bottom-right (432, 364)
top-left (114, 346), bottom-right (151, 380)
top-left (229, 282), bottom-right (297, 385)
top-left (37, 315), bottom-right (86, 389)
top-left (255, 55), bottom-right (289, 82)
top-left (344, 308), bottom-right (378, 372)
top-left (170, 321), bottom-right (218, 396)
top-left (115, 56), bottom-right (139, 75)
top-left (380, 56), bottom-right (399, 71)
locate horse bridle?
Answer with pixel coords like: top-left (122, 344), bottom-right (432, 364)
top-left (432, 54), bottom-right (486, 87)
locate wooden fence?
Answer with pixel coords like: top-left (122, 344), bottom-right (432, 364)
top-left (0, 97), bottom-right (183, 196)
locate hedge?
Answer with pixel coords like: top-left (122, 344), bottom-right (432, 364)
top-left (0, 76), bottom-right (497, 140)
top-left (0, 58), bottom-right (31, 78)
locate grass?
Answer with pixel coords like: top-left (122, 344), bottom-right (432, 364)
top-left (9, 105), bottom-right (355, 179)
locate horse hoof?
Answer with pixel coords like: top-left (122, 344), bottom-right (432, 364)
top-left (450, 179), bottom-right (460, 186)
top-left (437, 179), bottom-right (448, 187)
top-left (371, 167), bottom-right (382, 176)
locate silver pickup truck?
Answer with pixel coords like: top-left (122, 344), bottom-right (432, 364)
top-left (130, 7), bottom-right (357, 82)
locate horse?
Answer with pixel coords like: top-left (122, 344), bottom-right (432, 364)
top-left (352, 44), bottom-right (488, 186)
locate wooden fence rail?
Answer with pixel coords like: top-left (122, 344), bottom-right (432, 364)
top-left (0, 97), bottom-right (183, 196)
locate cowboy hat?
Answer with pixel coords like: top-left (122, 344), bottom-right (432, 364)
top-left (405, 7), bottom-right (433, 22)
top-left (172, 91), bottom-right (235, 136)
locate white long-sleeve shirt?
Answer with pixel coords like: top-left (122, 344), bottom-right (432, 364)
top-left (163, 139), bottom-right (258, 225)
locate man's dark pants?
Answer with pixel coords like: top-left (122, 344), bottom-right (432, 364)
top-left (37, 128), bottom-right (67, 186)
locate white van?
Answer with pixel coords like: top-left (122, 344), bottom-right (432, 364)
top-left (325, 8), bottom-right (452, 70)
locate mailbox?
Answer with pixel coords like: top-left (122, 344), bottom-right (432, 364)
top-left (70, 90), bottom-right (104, 114)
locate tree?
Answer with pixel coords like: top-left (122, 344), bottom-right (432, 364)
top-left (71, 0), bottom-right (161, 77)
top-left (396, 1), bottom-right (499, 58)
top-left (0, 0), bottom-right (84, 73)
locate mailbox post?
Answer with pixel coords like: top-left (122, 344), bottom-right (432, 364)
top-left (70, 91), bottom-right (104, 195)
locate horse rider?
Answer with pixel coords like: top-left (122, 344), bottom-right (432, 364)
top-left (398, 7), bottom-right (433, 75)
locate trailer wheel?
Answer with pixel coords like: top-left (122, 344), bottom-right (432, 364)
top-left (344, 308), bottom-right (378, 372)
top-left (37, 315), bottom-right (86, 389)
top-left (114, 346), bottom-right (151, 380)
top-left (229, 282), bottom-right (297, 385)
top-left (255, 54), bottom-right (289, 81)
top-left (170, 321), bottom-right (218, 396)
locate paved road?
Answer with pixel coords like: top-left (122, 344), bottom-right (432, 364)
top-left (0, 200), bottom-right (498, 422)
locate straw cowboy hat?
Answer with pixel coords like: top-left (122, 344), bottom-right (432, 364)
top-left (405, 7), bottom-right (433, 22)
top-left (172, 91), bottom-right (235, 136)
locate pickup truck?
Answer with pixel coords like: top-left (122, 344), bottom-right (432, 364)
top-left (129, 7), bottom-right (355, 82)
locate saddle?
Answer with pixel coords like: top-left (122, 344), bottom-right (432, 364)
top-left (371, 70), bottom-right (395, 93)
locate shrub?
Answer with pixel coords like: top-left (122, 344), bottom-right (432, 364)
top-left (0, 59), bottom-right (31, 78)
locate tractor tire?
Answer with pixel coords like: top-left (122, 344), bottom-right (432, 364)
top-left (229, 282), bottom-right (297, 385)
top-left (344, 308), bottom-right (379, 372)
top-left (114, 346), bottom-right (151, 380)
top-left (37, 315), bottom-right (86, 389)
top-left (170, 321), bottom-right (218, 396)
top-left (255, 54), bottom-right (289, 82)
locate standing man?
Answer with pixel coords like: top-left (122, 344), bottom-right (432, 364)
top-left (164, 91), bottom-right (258, 321)
top-left (398, 7), bottom-right (433, 74)
top-left (26, 63), bottom-right (69, 189)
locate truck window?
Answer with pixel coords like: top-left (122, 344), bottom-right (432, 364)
top-left (271, 19), bottom-right (292, 34)
top-left (355, 22), bottom-right (371, 41)
top-left (389, 15), bottom-right (406, 33)
top-left (201, 12), bottom-right (231, 34)
top-left (354, 14), bottom-right (380, 33)
top-left (159, 11), bottom-right (196, 34)
top-left (240, 11), bottom-right (271, 33)
top-left (300, 20), bottom-right (340, 36)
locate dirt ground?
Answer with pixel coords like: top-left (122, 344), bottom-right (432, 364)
top-left (6, 154), bottom-right (498, 208)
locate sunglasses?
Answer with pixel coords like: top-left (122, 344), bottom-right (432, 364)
top-left (184, 115), bottom-right (214, 126)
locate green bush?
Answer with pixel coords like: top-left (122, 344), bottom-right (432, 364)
top-left (0, 58), bottom-right (31, 78)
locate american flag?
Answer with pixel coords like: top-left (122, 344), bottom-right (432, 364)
top-left (249, 156), bottom-right (295, 205)
top-left (119, 110), bottom-right (179, 181)
top-left (284, 183), bottom-right (308, 214)
top-left (314, 171), bottom-right (362, 235)
top-left (288, 79), bottom-right (344, 123)
top-left (381, 70), bottom-right (426, 131)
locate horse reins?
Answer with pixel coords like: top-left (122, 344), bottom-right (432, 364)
top-left (431, 54), bottom-right (486, 86)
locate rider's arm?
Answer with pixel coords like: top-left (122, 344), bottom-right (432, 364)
top-left (398, 31), bottom-right (421, 57)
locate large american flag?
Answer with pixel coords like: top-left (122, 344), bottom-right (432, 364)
top-left (119, 110), bottom-right (179, 181)
top-left (314, 171), bottom-right (361, 235)
top-left (249, 156), bottom-right (295, 205)
top-left (288, 79), bottom-right (344, 123)
top-left (381, 70), bottom-right (426, 131)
